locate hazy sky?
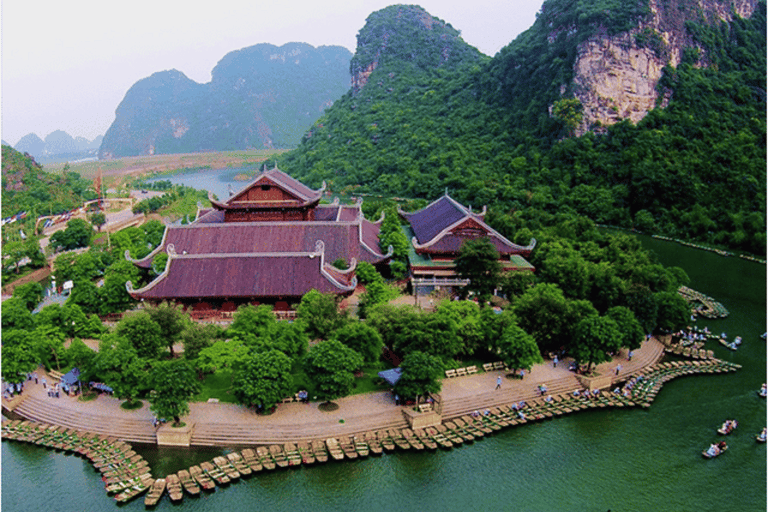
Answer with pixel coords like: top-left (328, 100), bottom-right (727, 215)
top-left (1, 0), bottom-right (544, 146)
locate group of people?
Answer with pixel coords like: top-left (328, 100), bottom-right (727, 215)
top-left (719, 419), bottom-right (738, 435)
top-left (705, 441), bottom-right (728, 457)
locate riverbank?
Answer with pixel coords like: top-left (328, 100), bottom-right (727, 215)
top-left (1, 354), bottom-right (741, 505)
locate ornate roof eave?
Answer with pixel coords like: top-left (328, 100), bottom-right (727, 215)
top-left (208, 190), bottom-right (229, 210)
top-left (126, 247), bottom-right (173, 298)
top-left (128, 240), bottom-right (358, 298)
top-left (410, 212), bottom-right (534, 253)
top-left (358, 217), bottom-right (392, 261)
top-left (315, 240), bottom-right (357, 292)
top-left (125, 227), bottom-right (169, 267)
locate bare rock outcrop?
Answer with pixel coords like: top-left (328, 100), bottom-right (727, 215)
top-left (570, 0), bottom-right (759, 135)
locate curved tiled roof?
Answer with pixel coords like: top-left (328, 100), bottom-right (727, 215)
top-left (133, 220), bottom-right (389, 265)
top-left (128, 249), bottom-right (356, 300)
top-left (401, 194), bottom-right (534, 255)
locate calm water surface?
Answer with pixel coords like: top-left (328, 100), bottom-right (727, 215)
top-left (3, 176), bottom-right (766, 511)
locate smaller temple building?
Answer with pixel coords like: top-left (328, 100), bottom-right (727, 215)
top-left (399, 194), bottom-right (535, 289)
top-left (126, 166), bottom-right (392, 317)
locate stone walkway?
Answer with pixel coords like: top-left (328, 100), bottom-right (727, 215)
top-left (5, 338), bottom-right (664, 446)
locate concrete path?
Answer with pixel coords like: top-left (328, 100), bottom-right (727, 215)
top-left (5, 338), bottom-right (664, 446)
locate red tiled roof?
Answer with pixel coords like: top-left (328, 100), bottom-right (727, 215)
top-left (215, 167), bottom-right (323, 209)
top-left (129, 219), bottom-right (390, 271)
top-left (129, 252), bottom-right (355, 300)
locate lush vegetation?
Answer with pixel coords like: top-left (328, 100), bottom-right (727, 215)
top-left (2, 146), bottom-right (97, 219)
top-left (281, 1), bottom-right (766, 255)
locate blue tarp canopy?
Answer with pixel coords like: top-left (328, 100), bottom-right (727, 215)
top-left (61, 368), bottom-right (80, 386)
top-left (378, 367), bottom-right (402, 386)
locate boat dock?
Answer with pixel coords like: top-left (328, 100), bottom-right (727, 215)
top-left (1, 356), bottom-right (740, 505)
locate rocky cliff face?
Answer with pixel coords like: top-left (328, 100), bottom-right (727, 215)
top-left (99, 43), bottom-right (352, 159)
top-left (570, 0), bottom-right (759, 135)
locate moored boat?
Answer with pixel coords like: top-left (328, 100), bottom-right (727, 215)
top-left (189, 465), bottom-right (216, 491)
top-left (226, 452), bottom-right (252, 476)
top-left (201, 461), bottom-right (230, 485)
top-left (757, 428), bottom-right (767, 443)
top-left (144, 478), bottom-right (166, 507)
top-left (311, 440), bottom-right (329, 463)
top-left (166, 473), bottom-right (184, 502)
top-left (177, 469), bottom-right (200, 496)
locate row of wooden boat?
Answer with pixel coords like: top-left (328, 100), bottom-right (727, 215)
top-left (0, 419), bottom-right (154, 503)
top-left (2, 357), bottom-right (741, 505)
top-left (624, 359), bottom-right (740, 408)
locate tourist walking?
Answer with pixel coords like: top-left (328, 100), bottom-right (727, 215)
top-left (615, 364), bottom-right (622, 375)
top-left (496, 376), bottom-right (502, 390)
top-left (553, 355), bottom-right (558, 368)
top-left (627, 350), bottom-right (633, 361)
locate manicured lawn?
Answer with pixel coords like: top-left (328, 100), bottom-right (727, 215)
top-left (193, 369), bottom-right (238, 404)
top-left (351, 365), bottom-right (392, 395)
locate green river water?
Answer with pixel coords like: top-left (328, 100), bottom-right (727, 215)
top-left (3, 231), bottom-right (766, 512)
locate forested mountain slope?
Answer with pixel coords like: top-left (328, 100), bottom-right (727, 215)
top-left (99, 43), bottom-right (351, 158)
top-left (281, 2), bottom-right (766, 254)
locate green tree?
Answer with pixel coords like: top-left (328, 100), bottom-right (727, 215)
top-left (296, 289), bottom-right (346, 339)
top-left (569, 316), bottom-right (623, 373)
top-left (357, 279), bottom-right (398, 319)
top-left (49, 218), bottom-right (92, 251)
top-left (433, 300), bottom-right (484, 357)
top-left (654, 291), bottom-right (690, 332)
top-left (355, 261), bottom-right (381, 284)
top-left (232, 350), bottom-right (293, 411)
top-left (28, 325), bottom-right (67, 371)
top-left (606, 306), bottom-right (644, 350)
top-left (99, 260), bottom-right (140, 314)
top-left (65, 338), bottom-right (96, 371)
top-left (366, 302), bottom-right (423, 352)
top-left (145, 302), bottom-right (189, 357)
top-left (1, 298), bottom-right (35, 330)
top-left (455, 238), bottom-right (502, 302)
top-left (115, 311), bottom-right (164, 360)
top-left (90, 335), bottom-right (149, 404)
top-left (90, 212), bottom-right (107, 232)
top-left (196, 339), bottom-right (249, 375)
top-left (552, 98), bottom-right (583, 136)
top-left (394, 351), bottom-right (443, 404)
top-left (180, 323), bottom-right (218, 362)
top-left (303, 339), bottom-right (364, 403)
top-left (12, 282), bottom-right (44, 310)
top-left (1, 330), bottom-right (39, 384)
top-left (333, 322), bottom-right (384, 363)
top-left (2, 240), bottom-right (27, 273)
top-left (229, 304), bottom-right (276, 340)
top-left (495, 323), bottom-right (543, 373)
top-left (270, 321), bottom-right (309, 360)
top-left (513, 283), bottom-right (572, 352)
top-left (149, 359), bottom-right (201, 425)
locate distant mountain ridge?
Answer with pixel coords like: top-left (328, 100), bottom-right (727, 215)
top-left (99, 42), bottom-right (352, 159)
top-left (14, 131), bottom-right (102, 163)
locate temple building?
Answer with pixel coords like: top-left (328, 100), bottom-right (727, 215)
top-left (126, 166), bottom-right (392, 317)
top-left (398, 194), bottom-right (535, 289)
